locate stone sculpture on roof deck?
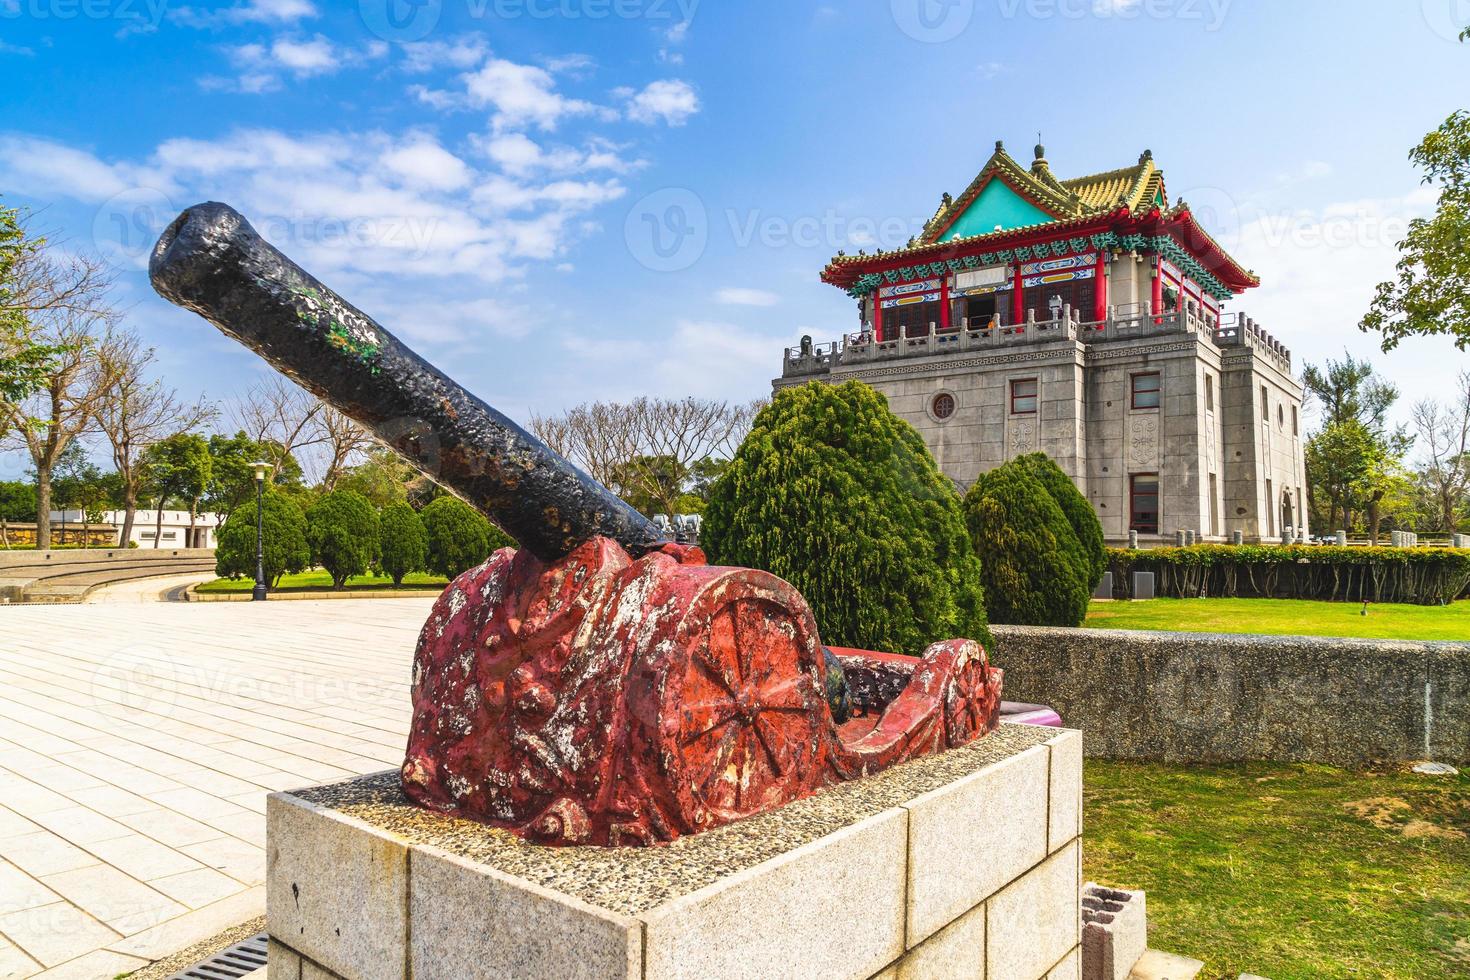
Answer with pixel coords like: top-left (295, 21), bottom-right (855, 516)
top-left (149, 202), bottom-right (1002, 847)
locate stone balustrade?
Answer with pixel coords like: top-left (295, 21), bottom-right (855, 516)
top-left (782, 306), bottom-right (1291, 379)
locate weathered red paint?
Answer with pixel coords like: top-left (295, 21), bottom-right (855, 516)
top-left (402, 537), bottom-right (1002, 846)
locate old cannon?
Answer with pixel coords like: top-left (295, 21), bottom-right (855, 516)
top-left (150, 203), bottom-right (1002, 847)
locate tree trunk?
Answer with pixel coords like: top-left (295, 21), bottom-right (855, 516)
top-left (1368, 500), bottom-right (1381, 546)
top-left (35, 469), bottom-right (52, 550)
top-left (188, 501), bottom-right (198, 549)
top-left (1, 518), bottom-right (9, 549)
top-left (120, 487), bottom-right (137, 547)
top-left (154, 499), bottom-right (165, 548)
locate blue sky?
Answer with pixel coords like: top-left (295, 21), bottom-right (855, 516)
top-left (2, 0), bottom-right (1469, 479)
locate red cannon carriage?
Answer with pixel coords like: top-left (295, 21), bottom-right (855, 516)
top-left (150, 202), bottom-right (1003, 848)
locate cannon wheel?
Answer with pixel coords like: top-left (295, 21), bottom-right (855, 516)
top-left (943, 644), bottom-right (993, 747)
top-left (660, 585), bottom-right (829, 830)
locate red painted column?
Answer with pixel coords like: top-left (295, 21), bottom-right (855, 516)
top-left (1151, 257), bottom-right (1163, 318)
top-left (1093, 252), bottom-right (1108, 324)
top-left (940, 277), bottom-right (952, 330)
top-left (874, 292), bottom-right (884, 341)
top-left (1011, 264), bottom-right (1025, 325)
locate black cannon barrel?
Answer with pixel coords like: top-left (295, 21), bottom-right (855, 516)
top-left (150, 202), bottom-right (664, 562)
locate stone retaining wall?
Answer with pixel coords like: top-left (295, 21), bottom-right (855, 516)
top-left (991, 625), bottom-right (1470, 767)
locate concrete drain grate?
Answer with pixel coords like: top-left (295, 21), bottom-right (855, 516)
top-left (166, 931), bottom-right (268, 979)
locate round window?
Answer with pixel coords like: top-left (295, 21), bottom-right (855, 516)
top-left (932, 393), bottom-right (956, 420)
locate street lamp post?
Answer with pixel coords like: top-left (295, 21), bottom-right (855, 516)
top-left (250, 461), bottom-right (271, 601)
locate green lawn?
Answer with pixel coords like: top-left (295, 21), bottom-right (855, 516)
top-left (195, 570), bottom-right (449, 593)
top-left (1085, 597), bottom-right (1470, 641)
top-left (1085, 761), bottom-right (1470, 980)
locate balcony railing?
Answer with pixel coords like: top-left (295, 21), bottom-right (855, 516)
top-left (782, 303), bottom-right (1292, 378)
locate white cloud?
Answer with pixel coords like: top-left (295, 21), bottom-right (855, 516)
top-left (400, 37), bottom-right (490, 74)
top-left (716, 288), bottom-right (780, 307)
top-left (465, 58), bottom-right (601, 132)
top-left (0, 128), bottom-right (630, 287)
top-left (381, 138), bottom-right (472, 192)
top-left (1233, 185), bottom-right (1452, 431)
top-left (1092, 0), bottom-right (1141, 13)
top-left (0, 134), bottom-right (151, 201)
top-left (0, 39), bottom-right (35, 56)
top-left (270, 36), bottom-right (338, 75)
top-left (624, 80), bottom-right (699, 127)
top-left (479, 133), bottom-right (640, 178)
top-left (204, 35), bottom-right (385, 92)
top-left (978, 61), bottom-right (1006, 80)
top-left (171, 0), bottom-right (317, 27)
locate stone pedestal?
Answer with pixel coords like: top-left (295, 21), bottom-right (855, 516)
top-left (265, 724), bottom-right (1083, 980)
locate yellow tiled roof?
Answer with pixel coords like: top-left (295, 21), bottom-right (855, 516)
top-left (1063, 158), bottom-right (1165, 212)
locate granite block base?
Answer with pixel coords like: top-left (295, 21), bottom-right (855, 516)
top-left (266, 724), bottom-right (1082, 980)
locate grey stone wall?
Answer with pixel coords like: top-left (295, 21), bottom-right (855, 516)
top-left (991, 625), bottom-right (1470, 767)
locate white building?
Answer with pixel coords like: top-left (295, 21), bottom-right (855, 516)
top-left (49, 509), bottom-right (220, 549)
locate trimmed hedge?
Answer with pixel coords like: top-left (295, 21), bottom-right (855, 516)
top-left (1014, 452), bottom-right (1106, 589)
top-left (421, 496), bottom-right (514, 579)
top-left (964, 459), bottom-right (1092, 627)
top-left (215, 492), bottom-right (310, 586)
top-left (702, 380), bottom-right (990, 657)
top-left (379, 501), bottom-right (428, 585)
top-left (306, 490), bottom-right (380, 588)
top-left (1107, 545), bottom-right (1470, 605)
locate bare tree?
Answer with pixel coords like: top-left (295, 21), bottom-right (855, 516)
top-left (530, 400), bottom-right (642, 494)
top-left (229, 375), bottom-right (327, 481)
top-left (1413, 370), bottom-right (1470, 531)
top-left (94, 332), bottom-right (217, 544)
top-left (316, 405), bottom-right (374, 490)
top-left (0, 314), bottom-right (123, 547)
top-left (530, 397), bottom-right (757, 516)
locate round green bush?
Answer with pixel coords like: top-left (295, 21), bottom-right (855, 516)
top-left (420, 496), bottom-right (514, 579)
top-left (306, 490), bottom-right (380, 588)
top-left (215, 491), bottom-right (310, 586)
top-left (379, 501), bottom-right (428, 585)
top-left (1014, 452), bottom-right (1106, 589)
top-left (963, 460), bottom-right (1091, 627)
top-left (702, 380), bottom-right (990, 656)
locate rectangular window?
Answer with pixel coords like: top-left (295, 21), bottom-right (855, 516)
top-left (882, 299), bottom-right (944, 341)
top-left (1131, 372), bottom-right (1161, 410)
top-left (1261, 384), bottom-right (1269, 419)
top-left (1292, 406), bottom-right (1299, 435)
top-left (1010, 378), bottom-right (1038, 415)
top-left (1130, 474), bottom-right (1160, 535)
top-left (1205, 374), bottom-right (1215, 412)
top-left (1023, 276), bottom-right (1095, 323)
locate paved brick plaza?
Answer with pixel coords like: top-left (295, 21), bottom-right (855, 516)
top-left (0, 598), bottom-right (435, 978)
